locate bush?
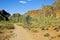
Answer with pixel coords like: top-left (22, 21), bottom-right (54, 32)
top-left (0, 21), bottom-right (15, 29)
top-left (0, 31), bottom-right (3, 34)
top-left (54, 25), bottom-right (60, 32)
top-left (40, 26), bottom-right (49, 30)
top-left (57, 35), bottom-right (60, 37)
top-left (44, 33), bottom-right (50, 37)
top-left (31, 29), bottom-right (38, 32)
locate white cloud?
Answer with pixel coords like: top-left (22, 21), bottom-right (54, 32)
top-left (19, 1), bottom-right (27, 4)
top-left (19, 0), bottom-right (32, 4)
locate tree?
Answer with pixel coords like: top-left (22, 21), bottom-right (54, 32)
top-left (12, 13), bottom-right (21, 22)
top-left (25, 15), bottom-right (32, 25)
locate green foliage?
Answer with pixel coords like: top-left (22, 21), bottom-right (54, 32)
top-left (31, 29), bottom-right (38, 32)
top-left (54, 25), bottom-right (60, 32)
top-left (1, 0), bottom-right (60, 30)
top-left (57, 34), bottom-right (60, 37)
top-left (25, 15), bottom-right (32, 25)
top-left (0, 21), bottom-right (14, 29)
top-left (19, 15), bottom-right (60, 30)
top-left (44, 33), bottom-right (50, 37)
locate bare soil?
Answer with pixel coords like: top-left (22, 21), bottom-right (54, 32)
top-left (9, 24), bottom-right (35, 40)
top-left (0, 24), bottom-right (60, 40)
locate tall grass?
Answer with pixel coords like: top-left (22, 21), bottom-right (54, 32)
top-left (18, 16), bottom-right (60, 30)
top-left (0, 21), bottom-right (14, 29)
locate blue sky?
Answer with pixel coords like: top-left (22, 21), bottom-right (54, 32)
top-left (0, 0), bottom-right (56, 15)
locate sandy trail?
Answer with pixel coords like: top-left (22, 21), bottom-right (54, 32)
top-left (9, 24), bottom-right (35, 40)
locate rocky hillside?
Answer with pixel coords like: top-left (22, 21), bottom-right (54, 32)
top-left (24, 0), bottom-right (60, 18)
top-left (0, 10), bottom-right (10, 21)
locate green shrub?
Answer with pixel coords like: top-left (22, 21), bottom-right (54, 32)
top-left (57, 35), bottom-right (60, 37)
top-left (44, 33), bottom-right (50, 37)
top-left (31, 29), bottom-right (38, 32)
top-left (54, 25), bottom-right (60, 32)
top-left (50, 36), bottom-right (55, 39)
top-left (40, 26), bottom-right (49, 30)
top-left (0, 21), bottom-right (15, 29)
top-left (0, 32), bottom-right (3, 34)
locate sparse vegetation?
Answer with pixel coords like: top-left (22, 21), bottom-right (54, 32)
top-left (54, 25), bottom-right (60, 32)
top-left (0, 21), bottom-right (14, 29)
top-left (0, 0), bottom-right (60, 40)
top-left (57, 34), bottom-right (60, 37)
top-left (44, 33), bottom-right (50, 37)
top-left (31, 29), bottom-right (38, 32)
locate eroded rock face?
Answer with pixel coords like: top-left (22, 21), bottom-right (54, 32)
top-left (0, 10), bottom-right (10, 21)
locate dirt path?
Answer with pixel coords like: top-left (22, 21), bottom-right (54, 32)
top-left (9, 24), bottom-right (35, 40)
